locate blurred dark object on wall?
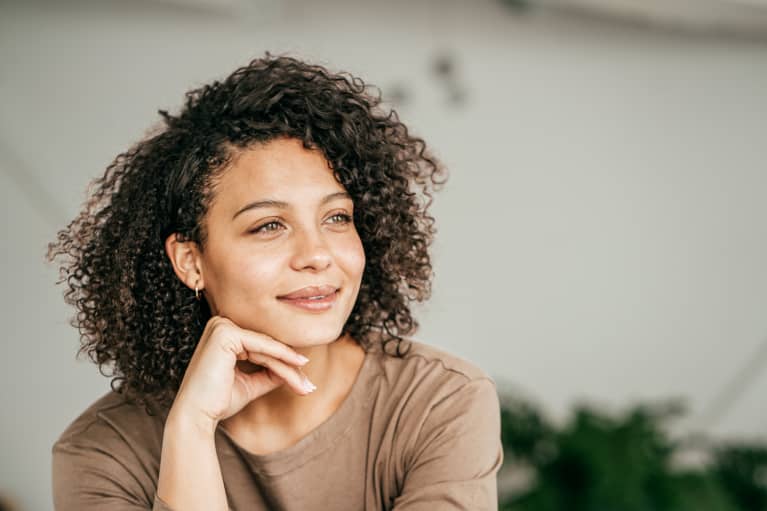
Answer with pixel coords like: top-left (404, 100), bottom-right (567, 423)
top-left (0, 494), bottom-right (19, 511)
top-left (497, 390), bottom-right (767, 510)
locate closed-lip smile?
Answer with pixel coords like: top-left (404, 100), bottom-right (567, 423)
top-left (277, 284), bottom-right (339, 300)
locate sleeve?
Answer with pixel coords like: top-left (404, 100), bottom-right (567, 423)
top-left (52, 439), bottom-right (171, 511)
top-left (392, 377), bottom-right (505, 511)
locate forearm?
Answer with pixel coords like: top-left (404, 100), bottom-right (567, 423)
top-left (156, 410), bottom-right (228, 511)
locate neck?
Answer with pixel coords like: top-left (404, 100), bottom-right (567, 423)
top-left (221, 332), bottom-right (364, 436)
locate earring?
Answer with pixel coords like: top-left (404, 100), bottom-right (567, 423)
top-left (194, 279), bottom-right (203, 301)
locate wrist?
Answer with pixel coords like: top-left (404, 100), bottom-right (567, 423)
top-left (165, 405), bottom-right (219, 438)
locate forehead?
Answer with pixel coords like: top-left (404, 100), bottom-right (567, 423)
top-left (212, 138), bottom-right (346, 209)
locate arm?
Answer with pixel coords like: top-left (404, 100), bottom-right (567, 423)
top-left (155, 409), bottom-right (227, 511)
top-left (392, 378), bottom-right (504, 511)
top-left (52, 411), bottom-right (228, 511)
top-left (53, 316), bottom-right (312, 510)
top-left (52, 436), bottom-right (167, 511)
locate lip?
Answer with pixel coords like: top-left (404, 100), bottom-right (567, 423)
top-left (277, 284), bottom-right (339, 300)
top-left (277, 289), bottom-right (340, 312)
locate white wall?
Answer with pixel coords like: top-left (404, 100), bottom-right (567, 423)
top-left (2, 1), bottom-right (767, 509)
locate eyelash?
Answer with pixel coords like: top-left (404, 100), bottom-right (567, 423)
top-left (250, 213), bottom-right (353, 235)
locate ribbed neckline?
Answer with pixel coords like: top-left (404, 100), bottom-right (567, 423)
top-left (215, 342), bottom-right (381, 477)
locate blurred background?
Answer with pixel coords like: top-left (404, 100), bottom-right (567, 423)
top-left (2, 0), bottom-right (767, 509)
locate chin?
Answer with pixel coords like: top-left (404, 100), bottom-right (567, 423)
top-left (270, 323), bottom-right (346, 348)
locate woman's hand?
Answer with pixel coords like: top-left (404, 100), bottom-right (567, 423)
top-left (169, 315), bottom-right (315, 429)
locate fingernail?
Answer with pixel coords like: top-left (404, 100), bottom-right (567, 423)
top-left (296, 355), bottom-right (310, 365)
top-left (302, 376), bottom-right (317, 393)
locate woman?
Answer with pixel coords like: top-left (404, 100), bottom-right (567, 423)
top-left (47, 54), bottom-right (503, 511)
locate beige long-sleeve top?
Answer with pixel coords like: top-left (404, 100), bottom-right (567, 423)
top-left (52, 338), bottom-right (504, 510)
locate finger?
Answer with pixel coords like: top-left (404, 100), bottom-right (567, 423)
top-left (234, 366), bottom-right (285, 403)
top-left (246, 351), bottom-right (316, 395)
top-left (234, 327), bottom-right (310, 367)
top-left (264, 367), bottom-right (284, 383)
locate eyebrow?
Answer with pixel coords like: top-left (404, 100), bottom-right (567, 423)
top-left (232, 191), bottom-right (353, 220)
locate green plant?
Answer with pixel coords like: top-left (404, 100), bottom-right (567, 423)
top-left (497, 392), bottom-right (767, 510)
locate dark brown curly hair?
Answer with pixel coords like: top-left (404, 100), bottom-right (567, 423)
top-left (46, 53), bottom-right (447, 413)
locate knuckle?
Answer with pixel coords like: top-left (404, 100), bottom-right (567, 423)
top-left (218, 339), bottom-right (239, 356)
top-left (209, 317), bottom-right (230, 331)
top-left (248, 352), bottom-right (269, 367)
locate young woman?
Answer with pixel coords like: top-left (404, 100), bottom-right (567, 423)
top-left (47, 54), bottom-right (503, 511)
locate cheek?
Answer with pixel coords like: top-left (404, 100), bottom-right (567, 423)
top-left (228, 251), bottom-right (285, 296)
top-left (339, 235), bottom-right (366, 279)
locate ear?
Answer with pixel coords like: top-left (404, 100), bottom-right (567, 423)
top-left (164, 233), bottom-right (205, 291)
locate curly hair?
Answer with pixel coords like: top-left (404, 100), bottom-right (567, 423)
top-left (46, 53), bottom-right (447, 413)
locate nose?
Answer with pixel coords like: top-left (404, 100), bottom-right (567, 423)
top-left (290, 227), bottom-right (332, 271)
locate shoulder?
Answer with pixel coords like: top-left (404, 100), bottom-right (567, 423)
top-left (55, 390), bottom-right (166, 452)
top-left (370, 336), bottom-right (497, 396)
top-left (52, 390), bottom-right (166, 487)
top-left (395, 337), bottom-right (495, 382)
top-left (367, 336), bottom-right (499, 430)
top-left (52, 391), bottom-right (167, 509)
top-left (366, 337), bottom-right (503, 498)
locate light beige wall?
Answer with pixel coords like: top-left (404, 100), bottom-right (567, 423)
top-left (2, 1), bottom-right (766, 509)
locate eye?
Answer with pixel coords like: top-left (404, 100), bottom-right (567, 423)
top-left (327, 213), bottom-right (352, 224)
top-left (249, 220), bottom-right (285, 234)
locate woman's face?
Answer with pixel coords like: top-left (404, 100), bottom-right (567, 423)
top-left (197, 137), bottom-right (365, 347)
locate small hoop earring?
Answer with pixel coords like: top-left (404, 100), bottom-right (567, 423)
top-left (194, 280), bottom-right (203, 301)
